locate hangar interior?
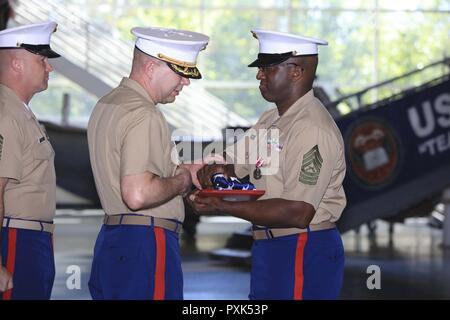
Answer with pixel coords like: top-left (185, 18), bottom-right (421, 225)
top-left (1, 0), bottom-right (450, 299)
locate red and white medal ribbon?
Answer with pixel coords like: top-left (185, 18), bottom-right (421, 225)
top-left (256, 157), bottom-right (264, 169)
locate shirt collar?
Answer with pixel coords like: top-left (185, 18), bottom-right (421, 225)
top-left (281, 89), bottom-right (315, 119)
top-left (119, 77), bottom-right (155, 106)
top-left (267, 89), bottom-right (315, 130)
top-left (0, 84), bottom-right (33, 119)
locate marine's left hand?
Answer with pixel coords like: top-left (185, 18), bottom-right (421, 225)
top-left (187, 190), bottom-right (224, 214)
top-left (180, 164), bottom-right (205, 190)
top-left (180, 154), bottom-right (226, 190)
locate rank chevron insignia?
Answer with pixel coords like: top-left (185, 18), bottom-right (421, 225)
top-left (299, 145), bottom-right (322, 185)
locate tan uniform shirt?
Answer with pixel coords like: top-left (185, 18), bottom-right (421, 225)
top-left (227, 90), bottom-right (346, 224)
top-left (88, 78), bottom-right (184, 221)
top-left (0, 84), bottom-right (56, 222)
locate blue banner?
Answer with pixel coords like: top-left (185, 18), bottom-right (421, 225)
top-left (337, 76), bottom-right (450, 230)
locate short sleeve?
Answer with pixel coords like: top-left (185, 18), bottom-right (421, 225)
top-left (120, 111), bottom-right (166, 178)
top-left (0, 115), bottom-right (23, 181)
top-left (281, 126), bottom-right (339, 210)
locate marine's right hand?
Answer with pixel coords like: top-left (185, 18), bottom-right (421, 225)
top-left (196, 164), bottom-right (236, 189)
top-left (175, 166), bottom-right (193, 196)
top-left (0, 265), bottom-right (13, 293)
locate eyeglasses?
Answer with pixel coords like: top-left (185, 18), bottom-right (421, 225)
top-left (258, 63), bottom-right (300, 73)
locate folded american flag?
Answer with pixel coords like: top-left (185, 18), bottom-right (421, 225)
top-left (212, 173), bottom-right (255, 190)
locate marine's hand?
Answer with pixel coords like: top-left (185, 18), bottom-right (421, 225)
top-left (178, 155), bottom-right (227, 190)
top-left (0, 265), bottom-right (13, 293)
top-left (187, 190), bottom-right (224, 214)
top-left (180, 164), bottom-right (204, 190)
top-left (175, 166), bottom-right (193, 196)
top-left (197, 164), bottom-right (236, 189)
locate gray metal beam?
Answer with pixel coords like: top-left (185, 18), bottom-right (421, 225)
top-left (51, 56), bottom-right (112, 98)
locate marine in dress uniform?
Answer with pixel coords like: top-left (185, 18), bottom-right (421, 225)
top-left (0, 21), bottom-right (60, 300)
top-left (87, 27), bottom-right (209, 300)
top-left (193, 29), bottom-right (346, 300)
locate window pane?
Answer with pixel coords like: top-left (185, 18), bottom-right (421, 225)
top-left (290, 0), bottom-right (376, 10)
top-left (378, 0), bottom-right (449, 11)
top-left (291, 9), bottom-right (377, 95)
top-left (377, 11), bottom-right (449, 80)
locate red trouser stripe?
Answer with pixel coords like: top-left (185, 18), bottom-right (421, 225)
top-left (3, 228), bottom-right (17, 300)
top-left (153, 227), bottom-right (166, 300)
top-left (293, 232), bottom-right (308, 300)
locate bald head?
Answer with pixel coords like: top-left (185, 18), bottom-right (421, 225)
top-left (0, 48), bottom-right (53, 103)
top-left (0, 49), bottom-right (12, 69)
top-left (0, 48), bottom-right (15, 62)
top-left (128, 47), bottom-right (191, 105)
top-left (289, 55), bottom-right (318, 89)
top-left (130, 47), bottom-right (163, 76)
top-left (255, 54), bottom-right (319, 114)
top-left (0, 49), bottom-right (26, 81)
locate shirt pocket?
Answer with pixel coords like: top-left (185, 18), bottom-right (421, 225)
top-left (33, 138), bottom-right (54, 160)
top-left (29, 138), bottom-right (55, 185)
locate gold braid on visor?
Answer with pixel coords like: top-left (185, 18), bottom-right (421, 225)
top-left (168, 63), bottom-right (201, 78)
top-left (157, 53), bottom-right (196, 67)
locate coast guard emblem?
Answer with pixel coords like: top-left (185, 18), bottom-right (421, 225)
top-left (347, 118), bottom-right (400, 187)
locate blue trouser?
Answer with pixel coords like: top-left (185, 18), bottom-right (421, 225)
top-left (88, 224), bottom-right (183, 300)
top-left (1, 227), bottom-right (55, 300)
top-left (249, 228), bottom-right (344, 300)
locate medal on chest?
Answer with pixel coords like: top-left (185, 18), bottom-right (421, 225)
top-left (253, 157), bottom-right (264, 180)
